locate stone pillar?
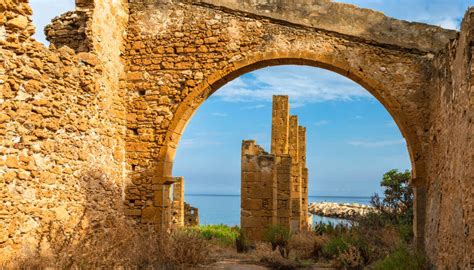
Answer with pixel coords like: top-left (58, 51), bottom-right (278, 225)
top-left (301, 168), bottom-right (309, 229)
top-left (241, 140), bottom-right (277, 241)
top-left (276, 155), bottom-right (292, 228)
top-left (271, 96), bottom-right (290, 156)
top-left (289, 116), bottom-right (302, 232)
top-left (413, 184), bottom-right (427, 251)
top-left (298, 126), bottom-right (309, 229)
top-left (270, 95), bottom-right (293, 230)
top-left (171, 177), bottom-right (185, 227)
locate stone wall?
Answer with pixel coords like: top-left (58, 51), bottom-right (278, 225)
top-left (241, 140), bottom-right (277, 240)
top-left (0, 0), bottom-right (129, 260)
top-left (423, 8), bottom-right (474, 268)
top-left (184, 202), bottom-right (199, 226)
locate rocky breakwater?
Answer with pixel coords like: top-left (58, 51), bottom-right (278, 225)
top-left (308, 202), bottom-right (376, 219)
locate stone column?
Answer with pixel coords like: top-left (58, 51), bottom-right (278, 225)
top-left (289, 116), bottom-right (302, 232)
top-left (241, 140), bottom-right (277, 241)
top-left (276, 155), bottom-right (292, 228)
top-left (271, 96), bottom-right (290, 155)
top-left (413, 184), bottom-right (427, 251)
top-left (298, 126), bottom-right (309, 229)
top-left (301, 168), bottom-right (309, 229)
top-left (171, 177), bottom-right (185, 227)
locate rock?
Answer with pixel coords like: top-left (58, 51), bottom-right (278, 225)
top-left (6, 15), bottom-right (29, 30)
top-left (308, 202), bottom-right (377, 219)
top-left (77, 52), bottom-right (99, 66)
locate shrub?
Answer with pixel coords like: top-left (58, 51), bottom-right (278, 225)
top-left (264, 225), bottom-right (291, 258)
top-left (337, 245), bottom-right (365, 270)
top-left (235, 228), bottom-right (251, 253)
top-left (322, 235), bottom-right (349, 259)
top-left (371, 245), bottom-right (427, 270)
top-left (167, 229), bottom-right (210, 266)
top-left (314, 221), bottom-right (350, 236)
top-left (288, 231), bottom-right (320, 260)
top-left (4, 217), bottom-right (211, 269)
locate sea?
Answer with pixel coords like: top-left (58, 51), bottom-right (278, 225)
top-left (185, 194), bottom-right (371, 226)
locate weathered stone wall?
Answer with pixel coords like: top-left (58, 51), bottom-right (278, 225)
top-left (0, 0), bottom-right (129, 260)
top-left (423, 8), bottom-right (474, 268)
top-left (171, 176), bottom-right (184, 227)
top-left (241, 140), bottom-right (277, 240)
top-left (184, 202), bottom-right (199, 226)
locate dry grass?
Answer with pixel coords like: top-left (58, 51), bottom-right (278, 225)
top-left (1, 217), bottom-right (211, 269)
top-left (288, 230), bottom-right (322, 260)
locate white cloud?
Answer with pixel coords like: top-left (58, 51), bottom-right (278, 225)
top-left (314, 120), bottom-right (330, 126)
top-left (436, 18), bottom-right (459, 30)
top-left (347, 139), bottom-right (405, 147)
top-left (336, 0), bottom-right (467, 31)
top-left (214, 66), bottom-right (371, 105)
top-left (210, 112), bottom-right (228, 117)
top-left (242, 104), bottom-right (266, 110)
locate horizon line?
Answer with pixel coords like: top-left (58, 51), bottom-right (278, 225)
top-left (185, 193), bottom-right (372, 198)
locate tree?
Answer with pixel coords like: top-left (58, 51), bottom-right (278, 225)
top-left (370, 169), bottom-right (413, 225)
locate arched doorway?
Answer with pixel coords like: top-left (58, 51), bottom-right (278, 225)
top-left (155, 53), bottom-right (427, 247)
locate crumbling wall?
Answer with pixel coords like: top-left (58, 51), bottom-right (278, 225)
top-left (241, 140), bottom-right (277, 240)
top-left (0, 0), bottom-right (129, 260)
top-left (184, 202), bottom-right (199, 226)
top-left (424, 8), bottom-right (474, 269)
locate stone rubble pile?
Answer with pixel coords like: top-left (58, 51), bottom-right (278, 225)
top-left (308, 202), bottom-right (377, 219)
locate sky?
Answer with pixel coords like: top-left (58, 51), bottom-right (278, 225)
top-left (29, 0), bottom-right (472, 197)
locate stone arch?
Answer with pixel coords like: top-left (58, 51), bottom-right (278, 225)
top-left (158, 51), bottom-right (425, 186)
top-left (155, 50), bottom-right (429, 247)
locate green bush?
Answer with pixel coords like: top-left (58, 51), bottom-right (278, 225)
top-left (314, 221), bottom-right (350, 236)
top-left (322, 235), bottom-right (349, 259)
top-left (371, 245), bottom-right (427, 270)
top-left (370, 169), bottom-right (413, 225)
top-left (194, 224), bottom-right (239, 246)
top-left (264, 225), bottom-right (291, 258)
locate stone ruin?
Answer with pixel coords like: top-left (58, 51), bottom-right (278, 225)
top-left (0, 0), bottom-right (472, 267)
top-left (150, 176), bottom-right (199, 229)
top-left (241, 96), bottom-right (310, 241)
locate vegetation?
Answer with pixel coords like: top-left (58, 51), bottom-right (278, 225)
top-left (264, 224), bottom-right (291, 258)
top-left (370, 169), bottom-right (413, 225)
top-left (193, 224), bottom-right (239, 246)
top-left (372, 245), bottom-right (427, 270)
top-left (235, 227), bottom-right (251, 253)
top-left (2, 217), bottom-right (211, 269)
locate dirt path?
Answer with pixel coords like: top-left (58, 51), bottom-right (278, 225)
top-left (198, 259), bottom-right (337, 270)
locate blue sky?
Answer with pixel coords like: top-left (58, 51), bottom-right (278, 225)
top-left (30, 0), bottom-right (472, 196)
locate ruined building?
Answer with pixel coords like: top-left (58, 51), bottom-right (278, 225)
top-left (242, 96), bottom-right (310, 241)
top-left (0, 0), bottom-right (472, 267)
